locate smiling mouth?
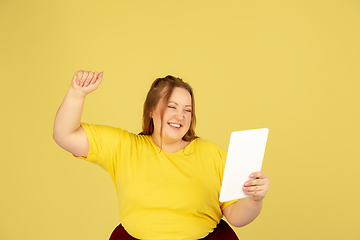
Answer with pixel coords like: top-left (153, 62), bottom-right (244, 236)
top-left (168, 122), bottom-right (182, 128)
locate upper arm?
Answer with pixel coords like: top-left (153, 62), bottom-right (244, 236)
top-left (222, 201), bottom-right (236, 223)
top-left (53, 125), bottom-right (89, 157)
top-left (221, 197), bottom-right (263, 228)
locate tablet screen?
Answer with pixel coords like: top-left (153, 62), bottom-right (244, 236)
top-left (219, 128), bottom-right (269, 202)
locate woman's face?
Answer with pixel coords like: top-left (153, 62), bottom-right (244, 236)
top-left (151, 87), bottom-right (192, 144)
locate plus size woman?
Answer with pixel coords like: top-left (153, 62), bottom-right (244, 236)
top-left (53, 71), bottom-right (270, 240)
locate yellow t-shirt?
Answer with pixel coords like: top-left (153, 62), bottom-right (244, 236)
top-left (78, 123), bottom-right (237, 240)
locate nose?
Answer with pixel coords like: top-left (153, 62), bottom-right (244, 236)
top-left (175, 110), bottom-right (184, 120)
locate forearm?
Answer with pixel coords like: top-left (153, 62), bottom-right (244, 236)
top-left (225, 197), bottom-right (263, 228)
top-left (53, 70), bottom-right (103, 156)
top-left (53, 87), bottom-right (86, 144)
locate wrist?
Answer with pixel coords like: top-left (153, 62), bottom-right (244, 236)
top-left (250, 196), bottom-right (264, 203)
top-left (68, 86), bottom-right (88, 99)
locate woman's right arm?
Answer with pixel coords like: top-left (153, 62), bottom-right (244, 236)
top-left (53, 70), bottom-right (104, 157)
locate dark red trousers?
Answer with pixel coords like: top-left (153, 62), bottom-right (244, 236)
top-left (109, 219), bottom-right (239, 240)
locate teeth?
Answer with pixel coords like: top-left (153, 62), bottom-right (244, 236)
top-left (169, 123), bottom-right (181, 128)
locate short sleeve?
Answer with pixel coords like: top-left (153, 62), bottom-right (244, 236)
top-left (220, 199), bottom-right (238, 211)
top-left (74, 123), bottom-right (125, 173)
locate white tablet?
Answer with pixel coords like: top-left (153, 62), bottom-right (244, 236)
top-left (219, 128), bottom-right (269, 202)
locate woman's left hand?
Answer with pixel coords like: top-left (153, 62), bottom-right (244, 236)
top-left (243, 171), bottom-right (270, 201)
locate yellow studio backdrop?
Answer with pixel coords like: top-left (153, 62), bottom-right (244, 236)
top-left (1, 0), bottom-right (359, 239)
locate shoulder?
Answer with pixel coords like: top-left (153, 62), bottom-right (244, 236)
top-left (194, 138), bottom-right (226, 157)
top-left (195, 138), bottom-right (225, 150)
top-left (81, 123), bottom-right (139, 141)
top-left (81, 123), bottom-right (132, 134)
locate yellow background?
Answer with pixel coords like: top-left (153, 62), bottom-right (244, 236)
top-left (1, 0), bottom-right (359, 239)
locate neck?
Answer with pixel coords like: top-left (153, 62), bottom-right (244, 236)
top-left (151, 134), bottom-right (189, 153)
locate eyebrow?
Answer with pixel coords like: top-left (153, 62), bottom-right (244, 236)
top-left (168, 101), bottom-right (192, 107)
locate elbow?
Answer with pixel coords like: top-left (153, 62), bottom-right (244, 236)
top-left (224, 208), bottom-right (259, 228)
top-left (229, 221), bottom-right (251, 228)
top-left (52, 129), bottom-right (57, 142)
top-left (53, 128), bottom-right (65, 148)
top-left (53, 134), bottom-right (63, 150)
top-left (52, 128), bottom-right (60, 145)
top-left (53, 130), bottom-right (58, 144)
top-left (53, 134), bottom-right (60, 146)
top-left (226, 217), bottom-right (250, 228)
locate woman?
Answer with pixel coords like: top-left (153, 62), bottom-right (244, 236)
top-left (53, 71), bottom-right (270, 240)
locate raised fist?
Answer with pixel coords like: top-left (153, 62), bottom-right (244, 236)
top-left (71, 70), bottom-right (104, 96)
